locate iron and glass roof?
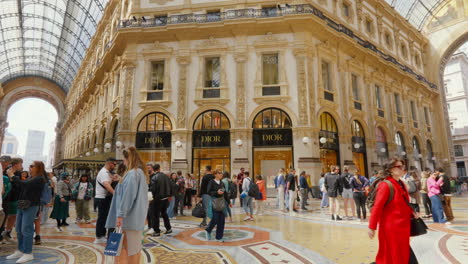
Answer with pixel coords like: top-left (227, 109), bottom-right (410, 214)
top-left (0, 0), bottom-right (109, 92)
top-left (384, 0), bottom-right (448, 31)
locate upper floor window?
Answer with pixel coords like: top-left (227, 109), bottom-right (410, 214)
top-left (394, 93), bottom-right (402, 115)
top-left (410, 101), bottom-right (417, 121)
top-left (384, 32), bottom-right (392, 48)
top-left (351, 74), bottom-right (359, 101)
top-left (400, 43), bottom-right (408, 58)
top-left (375, 85), bottom-right (383, 108)
top-left (262, 53), bottom-right (280, 96)
top-left (365, 18), bottom-right (373, 34)
top-left (455, 145), bottom-right (464, 157)
top-left (414, 54), bottom-right (421, 67)
top-left (342, 2), bottom-right (350, 17)
top-left (207, 10), bottom-right (221, 21)
top-left (204, 57), bottom-right (221, 98)
top-left (148, 61), bottom-right (164, 101)
top-left (424, 107), bottom-right (430, 126)
top-left (321, 60), bottom-right (332, 91)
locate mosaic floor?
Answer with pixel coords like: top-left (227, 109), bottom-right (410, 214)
top-left (1, 194), bottom-right (467, 264)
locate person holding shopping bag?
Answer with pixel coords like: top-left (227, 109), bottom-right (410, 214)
top-left (106, 147), bottom-right (149, 264)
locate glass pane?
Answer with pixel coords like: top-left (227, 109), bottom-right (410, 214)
top-left (147, 113), bottom-right (156, 131)
top-left (205, 57), bottom-right (220, 88)
top-left (262, 54), bottom-right (279, 85)
top-left (203, 112), bottom-right (212, 129)
top-left (151, 61), bottom-right (164, 90)
top-left (352, 74), bottom-right (359, 100)
top-left (212, 111), bottom-right (221, 129)
top-left (271, 109), bottom-right (281, 128)
top-left (220, 114), bottom-right (230, 129)
top-left (194, 116), bottom-right (203, 130)
top-left (163, 116), bottom-right (172, 130)
top-left (253, 113), bottom-right (263, 129)
top-left (321, 61), bottom-right (331, 91)
top-left (262, 109), bottom-right (272, 128)
top-left (138, 117), bottom-right (147, 131)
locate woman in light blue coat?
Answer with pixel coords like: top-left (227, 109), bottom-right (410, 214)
top-left (106, 147), bottom-right (148, 264)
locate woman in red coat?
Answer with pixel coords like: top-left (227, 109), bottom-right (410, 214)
top-left (368, 157), bottom-right (418, 264)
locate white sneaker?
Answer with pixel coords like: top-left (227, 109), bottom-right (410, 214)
top-left (445, 221), bottom-right (452, 225)
top-left (145, 229), bottom-right (155, 235)
top-left (243, 216), bottom-right (251, 221)
top-left (6, 251), bottom-right (24, 259)
top-left (93, 237), bottom-right (107, 244)
top-left (16, 253), bottom-right (33, 264)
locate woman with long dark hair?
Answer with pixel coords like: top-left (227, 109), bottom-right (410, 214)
top-left (6, 161), bottom-right (46, 263)
top-left (106, 146), bottom-right (149, 264)
top-left (368, 157), bottom-right (418, 264)
top-left (350, 170), bottom-right (369, 221)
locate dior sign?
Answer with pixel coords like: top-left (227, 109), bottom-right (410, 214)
top-left (192, 130), bottom-right (230, 148)
top-left (135, 132), bottom-right (171, 149)
top-left (253, 129), bottom-right (293, 147)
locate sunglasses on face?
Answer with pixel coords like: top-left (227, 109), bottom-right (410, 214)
top-left (29, 165), bottom-right (35, 168)
top-left (392, 165), bottom-right (405, 170)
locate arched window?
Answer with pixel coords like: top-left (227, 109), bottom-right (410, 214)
top-left (376, 127), bottom-right (388, 158)
top-left (253, 108), bottom-right (291, 129)
top-left (376, 127), bottom-right (386, 143)
top-left (194, 110), bottom-right (230, 130)
top-left (426, 140), bottom-right (433, 160)
top-left (412, 137), bottom-right (420, 155)
top-left (138, 112), bottom-right (172, 132)
top-left (351, 120), bottom-right (365, 137)
top-left (395, 132), bottom-right (406, 154)
top-left (320, 112), bottom-right (337, 132)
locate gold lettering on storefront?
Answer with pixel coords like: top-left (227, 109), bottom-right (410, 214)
top-left (144, 136), bottom-right (163, 144)
top-left (201, 136), bottom-right (222, 143)
top-left (262, 134), bottom-right (283, 141)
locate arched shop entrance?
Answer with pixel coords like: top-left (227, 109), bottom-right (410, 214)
top-left (136, 112), bottom-right (172, 172)
top-left (252, 108), bottom-right (293, 197)
top-left (319, 112), bottom-right (340, 173)
top-left (192, 110), bottom-right (231, 183)
top-left (351, 120), bottom-right (368, 177)
top-left (376, 127), bottom-right (389, 166)
top-left (412, 137), bottom-right (423, 171)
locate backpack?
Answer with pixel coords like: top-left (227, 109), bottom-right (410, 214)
top-left (40, 179), bottom-right (53, 205)
top-left (341, 173), bottom-right (351, 189)
top-left (366, 178), bottom-right (394, 212)
top-left (247, 178), bottom-right (260, 198)
top-left (228, 181), bottom-right (237, 199)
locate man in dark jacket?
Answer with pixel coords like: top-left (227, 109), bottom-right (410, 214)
top-left (198, 166), bottom-right (214, 227)
top-left (325, 165), bottom-right (342, 221)
top-left (436, 167), bottom-right (454, 221)
top-left (150, 164), bottom-right (172, 237)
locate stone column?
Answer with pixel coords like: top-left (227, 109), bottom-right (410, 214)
top-left (171, 55), bottom-right (191, 171)
top-left (54, 123), bottom-right (64, 165)
top-left (116, 61), bottom-right (136, 159)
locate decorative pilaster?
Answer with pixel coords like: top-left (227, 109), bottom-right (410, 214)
top-left (294, 49), bottom-right (309, 126)
top-left (120, 64), bottom-right (135, 131)
top-left (176, 56), bottom-right (190, 129)
top-left (235, 52), bottom-right (247, 128)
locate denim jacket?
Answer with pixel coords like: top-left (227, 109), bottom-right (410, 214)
top-left (106, 168), bottom-right (148, 231)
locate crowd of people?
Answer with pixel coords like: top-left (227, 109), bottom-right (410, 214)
top-left (1, 149), bottom-right (466, 264)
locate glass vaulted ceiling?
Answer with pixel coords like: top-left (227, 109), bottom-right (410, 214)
top-left (384, 0), bottom-right (448, 31)
top-left (0, 0), bottom-right (109, 92)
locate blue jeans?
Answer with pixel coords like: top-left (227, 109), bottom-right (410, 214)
top-left (430, 195), bottom-right (446, 223)
top-left (167, 196), bottom-right (175, 218)
top-left (201, 194), bottom-right (211, 224)
top-left (225, 200), bottom-right (232, 217)
top-left (242, 196), bottom-right (253, 215)
top-left (321, 192), bottom-right (329, 207)
top-left (206, 210), bottom-right (225, 240)
top-left (16, 206), bottom-right (39, 254)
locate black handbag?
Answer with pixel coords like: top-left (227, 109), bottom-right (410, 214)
top-left (212, 197), bottom-right (226, 212)
top-left (191, 202), bottom-right (206, 218)
top-left (410, 217), bottom-right (428, 237)
top-left (17, 200), bottom-right (31, 210)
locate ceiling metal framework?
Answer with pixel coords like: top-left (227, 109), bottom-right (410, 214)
top-left (0, 0), bottom-right (109, 93)
top-left (385, 0), bottom-right (448, 31)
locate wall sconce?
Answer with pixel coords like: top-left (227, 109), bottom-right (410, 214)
top-left (175, 141), bottom-right (182, 148)
top-left (235, 139), bottom-right (243, 146)
top-left (380, 148), bottom-right (386, 153)
top-left (104, 143), bottom-right (111, 152)
top-left (116, 141), bottom-right (123, 149)
top-left (94, 148), bottom-right (99, 153)
top-left (431, 156), bottom-right (436, 161)
top-left (418, 154), bottom-right (422, 158)
top-left (319, 137), bottom-right (327, 144)
top-left (85, 152), bottom-right (90, 156)
top-left (302, 137), bottom-right (310, 144)
top-left (354, 143), bottom-right (360, 149)
top-left (401, 151), bottom-right (406, 156)
top-left (443, 158), bottom-right (448, 162)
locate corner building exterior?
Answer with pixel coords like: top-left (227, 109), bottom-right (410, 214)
top-left (62, 0), bottom-right (450, 185)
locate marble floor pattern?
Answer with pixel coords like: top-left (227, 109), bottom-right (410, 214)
top-left (0, 195), bottom-right (467, 264)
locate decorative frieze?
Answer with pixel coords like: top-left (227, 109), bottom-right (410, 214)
top-left (176, 56), bottom-right (190, 129)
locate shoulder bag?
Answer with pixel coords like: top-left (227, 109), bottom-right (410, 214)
top-left (212, 197), bottom-right (226, 212)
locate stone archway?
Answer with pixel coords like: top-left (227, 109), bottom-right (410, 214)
top-left (0, 77), bottom-right (66, 165)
